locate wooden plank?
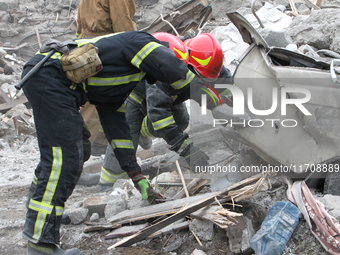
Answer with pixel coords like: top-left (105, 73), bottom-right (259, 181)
top-left (189, 179), bottom-right (209, 195)
top-left (2, 43), bottom-right (30, 52)
top-left (35, 27), bottom-right (42, 48)
top-left (172, 172), bottom-right (205, 200)
top-left (108, 173), bottom-right (263, 248)
top-left (175, 160), bottom-right (189, 198)
top-left (288, 0), bottom-right (299, 15)
top-left (316, 0), bottom-right (323, 6)
top-left (142, 0), bottom-right (211, 35)
top-left (83, 223), bottom-right (121, 233)
top-left (108, 192), bottom-right (217, 225)
top-left (302, 0), bottom-right (321, 9)
top-left (105, 223), bottom-right (149, 240)
top-left (146, 221), bottom-right (189, 239)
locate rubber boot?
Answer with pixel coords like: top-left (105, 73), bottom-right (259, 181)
top-left (76, 171), bottom-right (100, 186)
top-left (27, 241), bottom-right (83, 255)
top-left (138, 135), bottom-right (152, 150)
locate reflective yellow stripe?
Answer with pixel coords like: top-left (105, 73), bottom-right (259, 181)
top-left (171, 95), bottom-right (178, 102)
top-left (74, 33), bottom-right (123, 47)
top-left (131, 42), bottom-right (162, 68)
top-left (140, 116), bottom-right (154, 137)
top-left (129, 91), bottom-right (144, 104)
top-left (170, 70), bottom-right (195, 90)
top-left (55, 206), bottom-right (64, 216)
top-left (111, 139), bottom-right (134, 149)
top-left (37, 51), bottom-right (62, 60)
top-left (177, 139), bottom-right (191, 154)
top-left (87, 72), bottom-right (144, 86)
top-left (192, 55), bottom-right (211, 66)
top-left (152, 116), bottom-right (175, 131)
top-left (32, 147), bottom-right (62, 241)
top-left (100, 166), bottom-right (128, 184)
top-left (117, 104), bottom-right (126, 113)
top-left (33, 174), bottom-right (38, 185)
top-left (42, 147), bottom-right (62, 204)
top-left (29, 199), bottom-right (54, 214)
top-left (33, 212), bottom-right (47, 240)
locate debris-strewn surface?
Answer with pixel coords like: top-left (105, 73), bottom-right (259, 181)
top-left (1, 0), bottom-right (340, 254)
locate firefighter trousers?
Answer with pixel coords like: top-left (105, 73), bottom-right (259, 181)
top-left (100, 92), bottom-right (189, 183)
top-left (22, 64), bottom-right (84, 244)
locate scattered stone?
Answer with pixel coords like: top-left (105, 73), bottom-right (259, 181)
top-left (287, 9), bottom-right (340, 53)
top-left (275, 4), bottom-right (286, 12)
top-left (7, 174), bottom-right (19, 181)
top-left (126, 196), bottom-right (149, 210)
top-left (104, 195), bottom-right (127, 220)
top-left (275, 0), bottom-right (289, 7)
top-left (0, 48), bottom-right (6, 58)
top-left (89, 213), bottom-right (100, 222)
top-left (317, 194), bottom-right (340, 221)
top-left (189, 218), bottom-right (214, 242)
top-left (112, 178), bottom-right (128, 190)
top-left (226, 216), bottom-right (255, 254)
top-left (83, 195), bottom-right (124, 217)
top-left (191, 249), bottom-right (207, 255)
top-left (297, 3), bottom-right (311, 15)
top-left (67, 207), bottom-right (89, 225)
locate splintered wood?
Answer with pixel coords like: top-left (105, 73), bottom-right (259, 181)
top-left (108, 173), bottom-right (270, 249)
top-left (190, 206), bottom-right (243, 229)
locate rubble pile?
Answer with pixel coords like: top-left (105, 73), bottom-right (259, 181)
top-left (1, 0), bottom-right (340, 254)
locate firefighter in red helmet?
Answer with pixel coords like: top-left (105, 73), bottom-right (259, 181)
top-left (97, 32), bottom-right (233, 192)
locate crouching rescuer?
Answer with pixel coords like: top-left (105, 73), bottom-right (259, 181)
top-left (19, 31), bottom-right (202, 254)
top-left (97, 32), bottom-right (233, 192)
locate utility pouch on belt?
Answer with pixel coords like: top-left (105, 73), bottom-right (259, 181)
top-left (61, 43), bottom-right (103, 84)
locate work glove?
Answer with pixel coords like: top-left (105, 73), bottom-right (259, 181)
top-left (179, 141), bottom-right (210, 173)
top-left (82, 124), bottom-right (91, 162)
top-left (134, 178), bottom-right (165, 204)
top-left (40, 39), bottom-right (77, 55)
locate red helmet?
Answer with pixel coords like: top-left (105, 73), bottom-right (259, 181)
top-left (152, 32), bottom-right (189, 64)
top-left (185, 33), bottom-right (224, 79)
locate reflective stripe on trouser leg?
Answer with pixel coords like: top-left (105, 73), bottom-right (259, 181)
top-left (96, 109), bottom-right (142, 180)
top-left (100, 166), bottom-right (128, 184)
top-left (25, 147), bottom-right (65, 242)
top-left (151, 115), bottom-right (175, 131)
top-left (140, 116), bottom-right (154, 138)
top-left (101, 144), bottom-right (128, 184)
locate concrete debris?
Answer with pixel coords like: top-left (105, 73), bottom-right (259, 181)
top-left (189, 218), bottom-right (214, 242)
top-left (83, 195), bottom-right (127, 218)
top-left (89, 213), bottom-right (100, 222)
top-left (317, 194), bottom-right (340, 221)
top-left (297, 3), bottom-right (311, 15)
top-left (226, 216), bottom-right (255, 254)
top-left (191, 249), bottom-right (207, 255)
top-left (104, 195), bottom-right (128, 220)
top-left (287, 9), bottom-right (340, 53)
top-left (66, 207), bottom-right (89, 225)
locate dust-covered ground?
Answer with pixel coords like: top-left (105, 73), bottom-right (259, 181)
top-left (1, 0), bottom-right (340, 254)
